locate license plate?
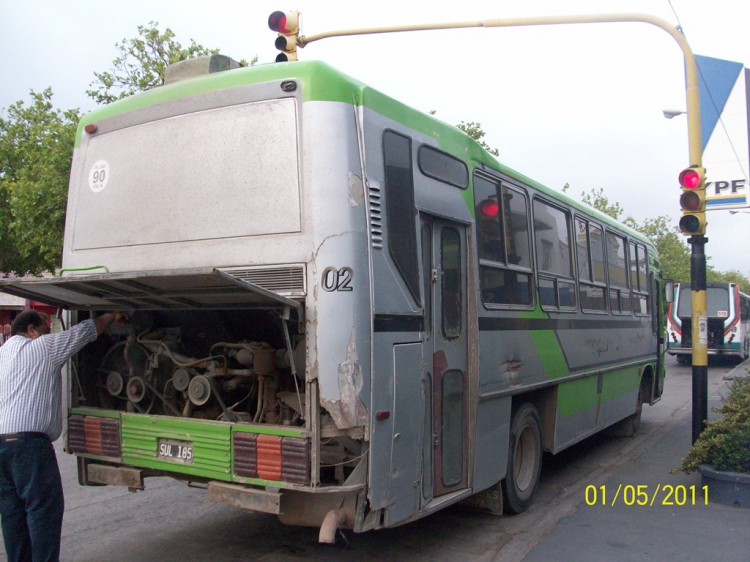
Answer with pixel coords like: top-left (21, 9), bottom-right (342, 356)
top-left (157, 439), bottom-right (194, 464)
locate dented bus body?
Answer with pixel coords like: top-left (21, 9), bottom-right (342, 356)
top-left (0, 56), bottom-right (666, 539)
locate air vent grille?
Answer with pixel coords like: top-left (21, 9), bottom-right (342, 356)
top-left (368, 181), bottom-right (383, 250)
top-left (220, 266), bottom-right (305, 296)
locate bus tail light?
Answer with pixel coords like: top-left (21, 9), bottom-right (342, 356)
top-left (68, 414), bottom-right (121, 458)
top-left (234, 432), bottom-right (310, 484)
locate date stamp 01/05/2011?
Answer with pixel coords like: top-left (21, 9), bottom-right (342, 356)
top-left (584, 484), bottom-right (708, 507)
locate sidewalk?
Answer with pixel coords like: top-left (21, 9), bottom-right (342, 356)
top-left (521, 358), bottom-right (750, 562)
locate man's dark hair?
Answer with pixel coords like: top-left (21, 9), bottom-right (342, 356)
top-left (10, 310), bottom-right (47, 336)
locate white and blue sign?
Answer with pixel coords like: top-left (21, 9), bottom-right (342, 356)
top-left (697, 55), bottom-right (749, 210)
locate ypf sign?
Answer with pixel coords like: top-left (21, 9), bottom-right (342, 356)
top-left (696, 55), bottom-right (749, 210)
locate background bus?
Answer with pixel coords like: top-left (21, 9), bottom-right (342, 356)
top-left (0, 54), bottom-right (666, 541)
top-left (667, 282), bottom-right (750, 363)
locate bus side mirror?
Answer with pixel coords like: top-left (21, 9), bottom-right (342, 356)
top-left (664, 280), bottom-right (674, 303)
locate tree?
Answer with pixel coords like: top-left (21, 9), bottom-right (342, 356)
top-left (579, 186), bottom-right (625, 221)
top-left (0, 89), bottom-right (80, 276)
top-left (707, 269), bottom-right (750, 295)
top-left (623, 215), bottom-right (691, 283)
top-left (455, 121), bottom-right (499, 157)
top-left (87, 22), bottom-right (257, 105)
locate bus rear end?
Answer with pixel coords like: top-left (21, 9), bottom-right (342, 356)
top-left (667, 282), bottom-right (750, 361)
top-left (0, 57), bottom-right (373, 537)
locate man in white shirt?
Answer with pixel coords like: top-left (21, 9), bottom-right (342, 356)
top-left (0, 310), bottom-right (127, 562)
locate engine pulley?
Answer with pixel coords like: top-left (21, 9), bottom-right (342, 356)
top-left (188, 375), bottom-right (212, 406)
top-left (172, 368), bottom-right (191, 392)
top-left (126, 377), bottom-right (148, 403)
top-left (106, 371), bottom-right (124, 396)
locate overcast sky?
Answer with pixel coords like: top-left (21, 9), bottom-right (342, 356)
top-left (1, 0), bottom-right (749, 276)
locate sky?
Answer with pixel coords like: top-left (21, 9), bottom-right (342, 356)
top-left (1, 0), bottom-right (749, 276)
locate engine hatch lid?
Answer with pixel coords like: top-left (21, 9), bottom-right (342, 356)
top-left (0, 268), bottom-right (301, 311)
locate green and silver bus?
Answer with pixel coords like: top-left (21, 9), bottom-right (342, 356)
top-left (0, 54), bottom-right (666, 541)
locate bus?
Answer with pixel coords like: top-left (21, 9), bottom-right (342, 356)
top-left (667, 282), bottom-right (750, 363)
top-left (0, 54), bottom-right (666, 541)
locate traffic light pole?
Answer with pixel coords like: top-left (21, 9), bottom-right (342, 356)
top-left (292, 11), bottom-right (709, 442)
top-left (689, 235), bottom-right (709, 443)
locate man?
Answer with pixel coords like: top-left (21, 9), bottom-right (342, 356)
top-left (0, 310), bottom-right (128, 562)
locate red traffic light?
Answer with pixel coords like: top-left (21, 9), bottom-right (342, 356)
top-left (480, 199), bottom-right (499, 217)
top-left (268, 11), bottom-right (299, 34)
top-left (679, 168), bottom-right (702, 189)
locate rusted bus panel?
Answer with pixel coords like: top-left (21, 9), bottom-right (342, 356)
top-left (68, 414), bottom-right (86, 454)
top-left (233, 432), bottom-right (258, 478)
top-left (281, 436), bottom-right (310, 484)
top-left (256, 434), bottom-right (283, 480)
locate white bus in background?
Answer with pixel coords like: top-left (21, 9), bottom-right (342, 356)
top-left (667, 282), bottom-right (750, 363)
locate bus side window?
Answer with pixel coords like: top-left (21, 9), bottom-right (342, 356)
top-left (631, 242), bottom-right (650, 316)
top-left (474, 175), bottom-right (533, 307)
top-left (383, 130), bottom-right (420, 305)
top-left (606, 231), bottom-right (631, 314)
top-left (575, 218), bottom-right (607, 313)
top-left (533, 199), bottom-right (576, 311)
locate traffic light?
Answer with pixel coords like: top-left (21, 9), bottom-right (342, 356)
top-left (268, 11), bottom-right (300, 62)
top-left (678, 166), bottom-right (707, 236)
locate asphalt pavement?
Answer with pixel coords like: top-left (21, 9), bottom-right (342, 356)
top-left (521, 357), bottom-right (750, 562)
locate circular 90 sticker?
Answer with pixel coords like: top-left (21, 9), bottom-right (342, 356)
top-left (88, 160), bottom-right (110, 192)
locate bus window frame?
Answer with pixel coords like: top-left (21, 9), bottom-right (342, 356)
top-left (473, 171), bottom-right (535, 311)
top-left (532, 196), bottom-right (577, 313)
top-left (574, 215), bottom-right (608, 315)
top-left (605, 229), bottom-right (632, 316)
top-left (630, 241), bottom-right (650, 317)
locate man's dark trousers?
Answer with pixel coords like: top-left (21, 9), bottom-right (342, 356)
top-left (0, 434), bottom-right (64, 562)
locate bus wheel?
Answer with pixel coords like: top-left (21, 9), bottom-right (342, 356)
top-left (502, 403), bottom-right (542, 514)
top-left (610, 391), bottom-right (643, 437)
top-left (676, 354), bottom-right (690, 364)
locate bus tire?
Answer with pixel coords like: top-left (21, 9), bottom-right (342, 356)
top-left (502, 403), bottom-right (542, 514)
top-left (610, 392), bottom-right (643, 437)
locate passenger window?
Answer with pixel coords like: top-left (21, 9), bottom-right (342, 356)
top-left (474, 175), bottom-right (533, 307)
top-left (606, 232), bottom-right (631, 315)
top-left (383, 131), bottom-right (420, 305)
top-left (533, 199), bottom-right (576, 311)
top-left (575, 217), bottom-right (607, 313)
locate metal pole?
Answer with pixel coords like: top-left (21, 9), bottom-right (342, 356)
top-left (689, 235), bottom-right (708, 443)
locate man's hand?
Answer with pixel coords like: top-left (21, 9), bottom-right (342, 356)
top-left (94, 311), bottom-right (130, 335)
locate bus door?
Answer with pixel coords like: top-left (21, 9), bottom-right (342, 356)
top-left (421, 216), bottom-right (469, 502)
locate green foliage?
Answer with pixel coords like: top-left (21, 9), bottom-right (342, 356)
top-left (579, 187), bottom-right (624, 220)
top-left (707, 269), bottom-right (750, 295)
top-left (624, 215), bottom-right (692, 283)
top-left (0, 89), bottom-right (80, 276)
top-left (87, 21), bottom-right (242, 104)
top-left (675, 375), bottom-right (750, 474)
top-left (456, 121), bottom-right (499, 157)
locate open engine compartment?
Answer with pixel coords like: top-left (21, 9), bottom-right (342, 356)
top-left (73, 309), bottom-right (306, 427)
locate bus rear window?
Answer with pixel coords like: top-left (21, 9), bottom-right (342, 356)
top-left (677, 285), bottom-right (730, 318)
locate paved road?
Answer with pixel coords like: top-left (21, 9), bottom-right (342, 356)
top-left (1, 356), bottom-right (748, 561)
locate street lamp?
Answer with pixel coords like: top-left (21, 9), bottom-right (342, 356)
top-left (663, 109), bottom-right (686, 119)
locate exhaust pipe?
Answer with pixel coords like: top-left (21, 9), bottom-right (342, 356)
top-left (318, 507), bottom-right (354, 544)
